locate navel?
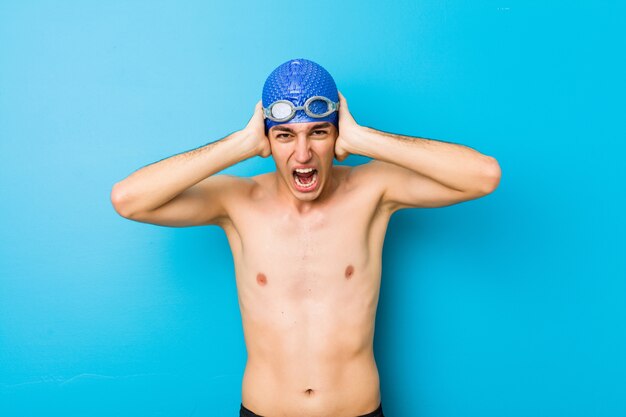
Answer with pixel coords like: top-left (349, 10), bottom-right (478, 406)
top-left (345, 264), bottom-right (355, 279)
top-left (304, 388), bottom-right (315, 395)
top-left (256, 273), bottom-right (267, 286)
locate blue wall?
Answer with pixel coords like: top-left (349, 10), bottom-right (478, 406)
top-left (1, 1), bottom-right (624, 416)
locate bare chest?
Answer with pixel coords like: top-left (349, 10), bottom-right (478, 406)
top-left (222, 183), bottom-right (390, 293)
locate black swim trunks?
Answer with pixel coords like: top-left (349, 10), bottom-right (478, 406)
top-left (239, 402), bottom-right (385, 417)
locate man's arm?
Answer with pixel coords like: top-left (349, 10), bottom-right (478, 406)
top-left (334, 92), bottom-right (501, 212)
top-left (110, 101), bottom-right (271, 227)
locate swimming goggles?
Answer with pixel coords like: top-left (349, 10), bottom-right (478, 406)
top-left (263, 96), bottom-right (340, 122)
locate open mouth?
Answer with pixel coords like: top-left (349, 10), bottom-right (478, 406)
top-left (292, 168), bottom-right (319, 191)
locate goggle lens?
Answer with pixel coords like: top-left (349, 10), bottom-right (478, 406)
top-left (271, 102), bottom-right (293, 120)
top-left (306, 98), bottom-right (330, 116)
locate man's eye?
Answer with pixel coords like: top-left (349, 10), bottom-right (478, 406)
top-left (276, 133), bottom-right (290, 139)
top-left (313, 130), bottom-right (328, 135)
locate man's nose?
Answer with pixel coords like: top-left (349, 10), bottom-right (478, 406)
top-left (294, 136), bottom-right (312, 162)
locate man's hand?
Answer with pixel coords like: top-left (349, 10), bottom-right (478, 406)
top-left (334, 91), bottom-right (362, 162)
top-left (243, 100), bottom-right (272, 158)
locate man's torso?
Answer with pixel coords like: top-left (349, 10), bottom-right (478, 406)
top-left (220, 164), bottom-right (392, 416)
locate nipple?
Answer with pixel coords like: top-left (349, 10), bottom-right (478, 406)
top-left (345, 265), bottom-right (355, 279)
top-left (256, 273), bottom-right (268, 286)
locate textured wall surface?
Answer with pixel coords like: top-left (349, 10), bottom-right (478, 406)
top-left (1, 1), bottom-right (624, 416)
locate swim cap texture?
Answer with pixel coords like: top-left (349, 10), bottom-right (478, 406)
top-left (262, 58), bottom-right (338, 133)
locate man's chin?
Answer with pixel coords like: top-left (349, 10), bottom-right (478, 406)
top-left (291, 182), bottom-right (322, 200)
top-left (293, 191), bottom-right (321, 201)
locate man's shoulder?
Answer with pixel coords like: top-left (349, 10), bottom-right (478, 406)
top-left (235, 171), bottom-right (275, 200)
top-left (248, 172), bottom-right (276, 191)
top-left (331, 161), bottom-right (389, 200)
top-left (339, 160), bottom-right (388, 184)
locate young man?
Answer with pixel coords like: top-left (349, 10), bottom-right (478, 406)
top-left (111, 59), bottom-right (501, 417)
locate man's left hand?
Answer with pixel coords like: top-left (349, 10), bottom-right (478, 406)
top-left (334, 91), bottom-right (362, 162)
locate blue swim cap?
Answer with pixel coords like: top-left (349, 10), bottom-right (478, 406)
top-left (262, 58), bottom-right (339, 134)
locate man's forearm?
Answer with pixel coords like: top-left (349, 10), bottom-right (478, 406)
top-left (111, 129), bottom-right (257, 216)
top-left (350, 126), bottom-right (500, 193)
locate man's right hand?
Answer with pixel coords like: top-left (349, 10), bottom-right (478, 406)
top-left (243, 100), bottom-right (272, 158)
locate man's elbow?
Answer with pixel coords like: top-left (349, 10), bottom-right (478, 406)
top-left (479, 156), bottom-right (502, 195)
top-left (110, 183), bottom-right (134, 218)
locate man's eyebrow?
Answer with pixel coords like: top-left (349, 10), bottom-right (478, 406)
top-left (272, 122), bottom-right (332, 133)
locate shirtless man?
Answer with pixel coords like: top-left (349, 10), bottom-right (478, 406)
top-left (110, 59), bottom-right (501, 417)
